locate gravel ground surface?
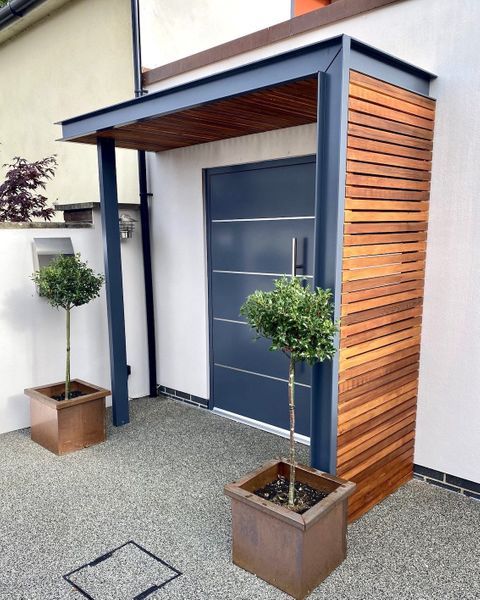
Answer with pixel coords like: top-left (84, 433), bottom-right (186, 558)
top-left (0, 396), bottom-right (478, 600)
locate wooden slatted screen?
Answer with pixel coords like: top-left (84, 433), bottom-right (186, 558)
top-left (337, 71), bottom-right (435, 521)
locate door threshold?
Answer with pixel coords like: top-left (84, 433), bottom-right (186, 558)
top-left (212, 407), bottom-right (310, 446)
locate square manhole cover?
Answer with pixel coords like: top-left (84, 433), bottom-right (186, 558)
top-left (64, 541), bottom-right (181, 600)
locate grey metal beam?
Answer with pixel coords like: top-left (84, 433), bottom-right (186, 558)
top-left (97, 138), bottom-right (130, 426)
top-left (310, 39), bottom-right (350, 474)
top-left (60, 38), bottom-right (343, 141)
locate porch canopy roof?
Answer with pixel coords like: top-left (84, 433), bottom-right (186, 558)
top-left (59, 34), bottom-right (435, 472)
top-left (59, 36), bottom-right (433, 153)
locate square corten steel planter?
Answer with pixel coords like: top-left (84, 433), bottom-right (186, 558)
top-left (225, 459), bottom-right (356, 599)
top-left (24, 379), bottom-right (110, 455)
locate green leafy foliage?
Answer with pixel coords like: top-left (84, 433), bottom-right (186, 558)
top-left (240, 276), bottom-right (338, 365)
top-left (32, 254), bottom-right (104, 311)
top-left (32, 254), bottom-right (104, 398)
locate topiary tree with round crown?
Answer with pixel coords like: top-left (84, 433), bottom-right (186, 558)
top-left (240, 276), bottom-right (338, 510)
top-left (32, 254), bottom-right (104, 400)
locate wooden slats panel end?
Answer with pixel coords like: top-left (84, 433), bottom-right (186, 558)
top-left (339, 71), bottom-right (435, 522)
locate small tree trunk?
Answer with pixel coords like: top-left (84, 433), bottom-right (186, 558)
top-left (288, 357), bottom-right (296, 509)
top-left (65, 307), bottom-right (71, 399)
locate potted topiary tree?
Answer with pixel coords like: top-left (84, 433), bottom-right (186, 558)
top-left (25, 254), bottom-right (110, 455)
top-left (224, 276), bottom-right (356, 599)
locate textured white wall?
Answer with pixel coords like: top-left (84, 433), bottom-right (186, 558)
top-left (146, 0), bottom-right (480, 482)
top-left (140, 0), bottom-right (291, 69)
top-left (0, 213), bottom-right (149, 434)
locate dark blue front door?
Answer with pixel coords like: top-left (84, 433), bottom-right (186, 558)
top-left (206, 156), bottom-right (316, 436)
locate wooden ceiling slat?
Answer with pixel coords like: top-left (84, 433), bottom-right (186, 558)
top-left (72, 78), bottom-right (318, 152)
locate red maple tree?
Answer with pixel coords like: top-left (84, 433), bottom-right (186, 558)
top-left (0, 156), bottom-right (57, 222)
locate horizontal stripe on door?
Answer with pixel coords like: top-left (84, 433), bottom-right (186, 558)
top-left (212, 216), bottom-right (315, 223)
top-left (212, 270), bottom-right (313, 278)
top-left (214, 363), bottom-right (312, 388)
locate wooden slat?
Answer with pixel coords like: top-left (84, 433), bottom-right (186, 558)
top-left (341, 297), bottom-right (423, 325)
top-left (344, 232), bottom-right (427, 246)
top-left (341, 316), bottom-right (422, 349)
top-left (345, 210), bottom-right (428, 223)
top-left (342, 272), bottom-right (424, 294)
top-left (339, 366), bottom-right (418, 407)
top-left (344, 221), bottom-right (428, 234)
top-left (345, 442), bottom-right (414, 492)
top-left (338, 412), bottom-right (416, 466)
top-left (339, 370), bottom-right (419, 414)
top-left (346, 199), bottom-right (428, 212)
top-left (342, 261), bottom-right (425, 282)
top-left (340, 326), bottom-right (421, 359)
top-left (339, 344), bottom-right (420, 383)
top-left (346, 174), bottom-right (430, 190)
top-left (348, 135), bottom-right (432, 160)
top-left (343, 241), bottom-right (426, 257)
top-left (341, 306), bottom-right (422, 337)
top-left (348, 460), bottom-right (413, 520)
top-left (349, 456), bottom-right (413, 511)
top-left (350, 71), bottom-right (435, 111)
top-left (341, 289), bottom-right (423, 317)
top-left (342, 277), bottom-right (423, 299)
top-left (339, 334), bottom-right (421, 371)
top-left (345, 185), bottom-right (429, 200)
top-left (339, 352), bottom-right (420, 394)
top-left (348, 457), bottom-right (413, 513)
top-left (340, 71), bottom-right (434, 523)
top-left (339, 430), bottom-right (415, 481)
top-left (75, 77), bottom-right (319, 152)
top-left (349, 111), bottom-right (433, 142)
top-left (346, 160), bottom-right (430, 181)
top-left (349, 82), bottom-right (435, 120)
top-left (343, 251), bottom-right (426, 269)
top-left (349, 97), bottom-right (433, 130)
top-left (347, 148), bottom-right (431, 171)
top-left (339, 427), bottom-right (416, 478)
top-left (348, 122), bottom-right (433, 151)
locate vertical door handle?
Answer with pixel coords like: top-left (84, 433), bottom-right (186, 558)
top-left (291, 237), bottom-right (297, 277)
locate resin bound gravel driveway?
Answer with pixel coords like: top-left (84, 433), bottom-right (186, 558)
top-left (0, 396), bottom-right (479, 599)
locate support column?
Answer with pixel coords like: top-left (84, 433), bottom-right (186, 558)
top-left (97, 138), bottom-right (130, 426)
top-left (310, 42), bottom-right (349, 473)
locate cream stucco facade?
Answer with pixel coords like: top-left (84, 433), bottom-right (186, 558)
top-left (0, 0), bottom-right (138, 208)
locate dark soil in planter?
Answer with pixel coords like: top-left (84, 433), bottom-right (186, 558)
top-left (52, 390), bottom-right (86, 402)
top-left (254, 474), bottom-right (329, 514)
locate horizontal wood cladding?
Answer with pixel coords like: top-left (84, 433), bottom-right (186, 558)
top-left (73, 78), bottom-right (318, 152)
top-left (338, 71), bottom-right (435, 522)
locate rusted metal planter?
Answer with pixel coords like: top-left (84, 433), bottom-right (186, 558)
top-left (24, 379), bottom-right (110, 455)
top-left (225, 459), bottom-right (355, 599)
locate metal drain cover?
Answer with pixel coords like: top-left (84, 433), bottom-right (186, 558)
top-left (64, 541), bottom-right (181, 600)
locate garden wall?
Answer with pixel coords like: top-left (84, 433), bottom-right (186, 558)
top-left (0, 210), bottom-right (149, 435)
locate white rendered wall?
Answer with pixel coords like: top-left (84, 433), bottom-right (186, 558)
top-left (0, 212), bottom-right (149, 434)
top-left (140, 0), bottom-right (290, 69)
top-left (146, 0), bottom-right (480, 483)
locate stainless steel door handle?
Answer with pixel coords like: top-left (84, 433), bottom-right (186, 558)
top-left (291, 237), bottom-right (297, 277)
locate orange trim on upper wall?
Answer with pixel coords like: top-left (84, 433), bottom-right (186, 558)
top-left (293, 0), bottom-right (331, 17)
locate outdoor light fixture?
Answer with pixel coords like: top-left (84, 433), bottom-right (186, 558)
top-left (119, 213), bottom-right (137, 240)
